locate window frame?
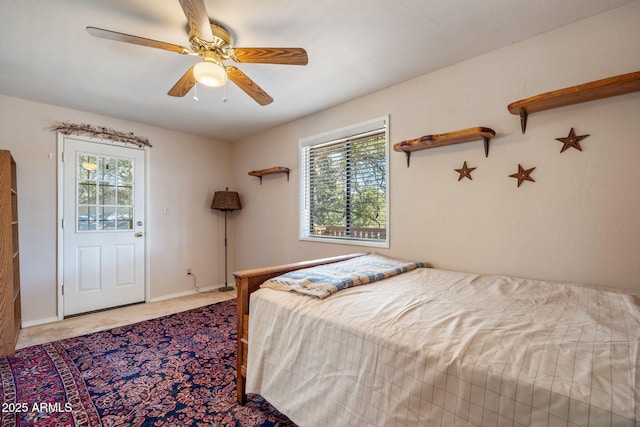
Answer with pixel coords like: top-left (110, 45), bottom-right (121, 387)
top-left (299, 116), bottom-right (390, 248)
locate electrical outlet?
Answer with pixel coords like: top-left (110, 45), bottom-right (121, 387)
top-left (186, 269), bottom-right (192, 275)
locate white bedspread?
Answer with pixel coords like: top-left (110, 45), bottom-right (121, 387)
top-left (247, 268), bottom-right (640, 426)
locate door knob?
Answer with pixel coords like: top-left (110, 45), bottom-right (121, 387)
top-left (135, 232), bottom-right (143, 237)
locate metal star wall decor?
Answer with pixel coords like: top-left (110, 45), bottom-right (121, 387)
top-left (509, 164), bottom-right (536, 187)
top-left (555, 127), bottom-right (589, 152)
top-left (455, 161), bottom-right (476, 181)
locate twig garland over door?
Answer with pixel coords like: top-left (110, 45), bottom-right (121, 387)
top-left (50, 122), bottom-right (152, 148)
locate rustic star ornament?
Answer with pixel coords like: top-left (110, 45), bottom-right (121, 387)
top-left (509, 164), bottom-right (536, 187)
top-left (555, 128), bottom-right (589, 153)
top-left (455, 161), bottom-right (476, 181)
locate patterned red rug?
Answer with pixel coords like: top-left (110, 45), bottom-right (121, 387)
top-left (0, 299), bottom-right (295, 426)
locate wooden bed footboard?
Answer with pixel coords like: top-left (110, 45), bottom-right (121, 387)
top-left (233, 253), bottom-right (368, 404)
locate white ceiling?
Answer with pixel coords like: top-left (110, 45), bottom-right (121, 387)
top-left (0, 0), bottom-right (634, 142)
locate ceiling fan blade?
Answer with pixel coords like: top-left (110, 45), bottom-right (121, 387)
top-left (226, 66), bottom-right (273, 106)
top-left (178, 0), bottom-right (214, 42)
top-left (86, 27), bottom-right (191, 55)
top-left (231, 48), bottom-right (308, 65)
top-left (168, 66), bottom-right (196, 97)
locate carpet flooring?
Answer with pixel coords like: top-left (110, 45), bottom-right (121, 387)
top-left (1, 299), bottom-right (295, 426)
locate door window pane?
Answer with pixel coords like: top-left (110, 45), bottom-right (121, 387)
top-left (78, 182), bottom-right (97, 204)
top-left (117, 185), bottom-right (133, 206)
top-left (100, 184), bottom-right (116, 205)
top-left (79, 155), bottom-right (97, 180)
top-left (117, 207), bottom-right (133, 230)
top-left (102, 157), bottom-right (116, 182)
top-left (118, 159), bottom-right (133, 184)
top-left (76, 153), bottom-right (135, 232)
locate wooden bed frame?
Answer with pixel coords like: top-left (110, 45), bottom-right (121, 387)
top-left (233, 253), bottom-right (368, 404)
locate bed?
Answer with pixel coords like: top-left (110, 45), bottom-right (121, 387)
top-left (234, 253), bottom-right (640, 426)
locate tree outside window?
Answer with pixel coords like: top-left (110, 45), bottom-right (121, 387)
top-left (300, 117), bottom-right (388, 247)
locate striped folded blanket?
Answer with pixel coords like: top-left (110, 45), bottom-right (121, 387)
top-left (260, 253), bottom-right (425, 299)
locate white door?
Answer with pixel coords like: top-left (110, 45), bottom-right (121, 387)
top-left (62, 137), bottom-right (145, 316)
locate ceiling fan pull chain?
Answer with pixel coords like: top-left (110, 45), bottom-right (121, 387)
top-left (193, 82), bottom-right (199, 102)
top-left (223, 82), bottom-right (228, 103)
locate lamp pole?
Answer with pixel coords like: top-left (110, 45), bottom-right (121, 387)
top-left (211, 187), bottom-right (241, 292)
top-left (219, 209), bottom-right (233, 291)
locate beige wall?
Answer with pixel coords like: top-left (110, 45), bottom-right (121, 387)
top-left (231, 2), bottom-right (640, 290)
top-left (2, 3), bottom-right (639, 325)
top-left (0, 96), bottom-right (233, 324)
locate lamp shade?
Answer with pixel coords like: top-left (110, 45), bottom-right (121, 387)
top-left (211, 188), bottom-right (241, 211)
top-left (193, 60), bottom-right (227, 87)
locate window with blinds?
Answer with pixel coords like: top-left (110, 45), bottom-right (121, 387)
top-left (299, 116), bottom-right (389, 247)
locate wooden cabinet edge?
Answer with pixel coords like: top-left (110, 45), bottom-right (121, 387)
top-left (0, 150), bottom-right (20, 356)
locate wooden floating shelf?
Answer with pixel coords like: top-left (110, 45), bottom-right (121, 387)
top-left (508, 70), bottom-right (640, 133)
top-left (248, 166), bottom-right (290, 184)
top-left (393, 127), bottom-right (496, 167)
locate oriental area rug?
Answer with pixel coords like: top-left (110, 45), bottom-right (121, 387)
top-left (0, 299), bottom-right (295, 426)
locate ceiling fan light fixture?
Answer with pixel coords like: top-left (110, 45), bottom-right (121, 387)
top-left (193, 60), bottom-right (227, 88)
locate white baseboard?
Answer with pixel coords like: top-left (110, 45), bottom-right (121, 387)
top-left (22, 285), bottom-right (232, 327)
top-left (147, 284), bottom-right (231, 303)
top-left (22, 316), bottom-right (60, 328)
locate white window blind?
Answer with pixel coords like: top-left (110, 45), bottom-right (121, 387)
top-left (299, 116), bottom-right (389, 247)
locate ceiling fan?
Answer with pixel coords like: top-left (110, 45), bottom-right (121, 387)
top-left (86, 0), bottom-right (308, 106)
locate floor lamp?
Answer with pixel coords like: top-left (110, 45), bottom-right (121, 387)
top-left (211, 188), bottom-right (242, 292)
